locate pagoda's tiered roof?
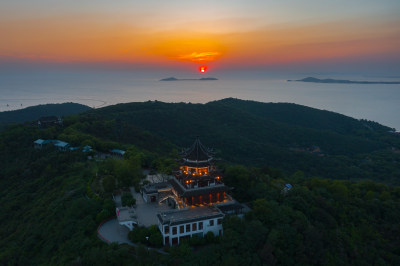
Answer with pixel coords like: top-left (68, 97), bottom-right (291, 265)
top-left (180, 137), bottom-right (215, 166)
top-left (169, 177), bottom-right (230, 198)
top-left (175, 170), bottom-right (222, 181)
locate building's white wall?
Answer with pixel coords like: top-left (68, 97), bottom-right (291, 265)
top-left (203, 217), bottom-right (223, 236)
top-left (160, 217), bottom-right (223, 245)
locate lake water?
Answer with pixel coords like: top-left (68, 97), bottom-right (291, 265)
top-left (1, 69), bottom-right (399, 130)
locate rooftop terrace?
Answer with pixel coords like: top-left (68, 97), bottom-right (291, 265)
top-left (157, 206), bottom-right (223, 226)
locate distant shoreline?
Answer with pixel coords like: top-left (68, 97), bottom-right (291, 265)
top-left (288, 77), bottom-right (400, 85)
top-left (160, 77), bottom-right (218, 81)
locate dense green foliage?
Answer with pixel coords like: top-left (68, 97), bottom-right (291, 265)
top-left (97, 157), bottom-right (143, 194)
top-left (0, 125), bottom-right (118, 264)
top-left (121, 192), bottom-right (136, 207)
top-left (0, 103), bottom-right (91, 129)
top-left (1, 99), bottom-right (400, 265)
top-left (215, 166), bottom-right (400, 265)
top-left (158, 167), bottom-right (400, 265)
top-left (0, 125), bottom-right (170, 265)
top-left (82, 98), bottom-right (400, 184)
top-left (139, 165), bottom-right (400, 265)
top-left (128, 225), bottom-right (163, 248)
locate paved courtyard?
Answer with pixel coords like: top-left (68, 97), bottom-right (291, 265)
top-left (98, 218), bottom-right (133, 245)
top-left (130, 187), bottom-right (171, 227)
top-left (98, 186), bottom-right (174, 245)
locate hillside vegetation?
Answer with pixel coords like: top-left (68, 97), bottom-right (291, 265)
top-left (83, 98), bottom-right (400, 184)
top-left (0, 103), bottom-right (91, 129)
top-left (1, 98), bottom-right (399, 265)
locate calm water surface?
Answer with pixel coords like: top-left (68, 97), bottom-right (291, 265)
top-left (1, 69), bottom-right (399, 130)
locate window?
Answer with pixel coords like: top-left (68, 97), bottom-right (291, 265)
top-left (180, 225), bottom-right (184, 234)
top-left (172, 226), bottom-right (177, 235)
top-left (217, 218), bottom-right (222, 225)
top-left (199, 222), bottom-right (203, 230)
top-left (186, 224), bottom-right (191, 232)
top-left (165, 225), bottom-right (169, 234)
top-left (209, 219), bottom-right (214, 226)
top-left (192, 223), bottom-right (197, 231)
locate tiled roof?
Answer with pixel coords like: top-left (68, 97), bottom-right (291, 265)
top-left (111, 149), bottom-right (125, 155)
top-left (168, 177), bottom-right (230, 197)
top-left (182, 185), bottom-right (230, 197)
top-left (180, 137), bottom-right (214, 162)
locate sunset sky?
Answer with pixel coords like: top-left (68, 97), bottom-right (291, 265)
top-left (1, 0), bottom-right (399, 73)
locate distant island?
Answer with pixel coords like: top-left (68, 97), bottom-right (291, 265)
top-left (160, 77), bottom-right (218, 81)
top-left (288, 77), bottom-right (400, 84)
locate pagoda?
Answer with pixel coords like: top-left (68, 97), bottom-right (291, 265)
top-left (169, 137), bottom-right (230, 206)
top-left (141, 137), bottom-right (249, 246)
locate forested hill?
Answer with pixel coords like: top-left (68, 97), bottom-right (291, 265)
top-left (0, 103), bottom-right (91, 129)
top-left (1, 98), bottom-right (400, 264)
top-left (84, 98), bottom-right (400, 184)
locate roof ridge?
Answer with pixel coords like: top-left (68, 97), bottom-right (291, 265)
top-left (180, 137), bottom-right (214, 162)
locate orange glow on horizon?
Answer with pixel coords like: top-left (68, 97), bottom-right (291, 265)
top-left (0, 14), bottom-right (398, 69)
top-left (147, 37), bottom-right (225, 64)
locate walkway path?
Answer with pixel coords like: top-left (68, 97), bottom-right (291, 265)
top-left (97, 218), bottom-right (169, 254)
top-left (130, 187), bottom-right (170, 227)
top-left (97, 187), bottom-right (171, 254)
top-left (98, 218), bottom-right (133, 245)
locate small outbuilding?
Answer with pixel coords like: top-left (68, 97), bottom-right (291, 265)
top-left (110, 149), bottom-right (125, 158)
top-left (53, 140), bottom-right (70, 151)
top-left (38, 116), bottom-right (63, 128)
top-left (33, 139), bottom-right (51, 149)
top-left (82, 145), bottom-right (93, 153)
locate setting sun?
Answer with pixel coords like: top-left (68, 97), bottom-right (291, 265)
top-left (199, 66), bottom-right (207, 73)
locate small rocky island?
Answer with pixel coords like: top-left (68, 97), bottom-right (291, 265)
top-left (160, 77), bottom-right (218, 81)
top-left (288, 77), bottom-right (400, 84)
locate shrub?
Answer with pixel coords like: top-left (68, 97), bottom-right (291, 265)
top-left (205, 231), bottom-right (215, 243)
top-left (121, 192), bottom-right (136, 207)
top-left (128, 227), bottom-right (149, 244)
top-left (149, 231), bottom-right (163, 248)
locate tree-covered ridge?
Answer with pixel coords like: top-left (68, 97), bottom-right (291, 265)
top-left (0, 105), bottom-right (399, 265)
top-left (84, 98), bottom-right (400, 184)
top-left (0, 102), bottom-right (91, 129)
top-left (212, 98), bottom-right (393, 135)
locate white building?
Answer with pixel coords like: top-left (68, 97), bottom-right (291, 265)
top-left (157, 206), bottom-right (224, 245)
